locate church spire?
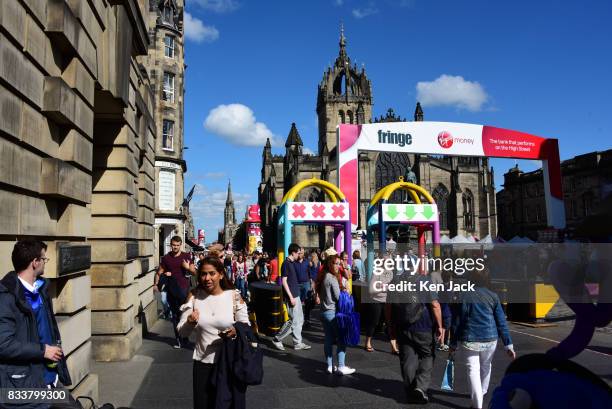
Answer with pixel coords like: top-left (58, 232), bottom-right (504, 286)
top-left (226, 179), bottom-right (233, 205)
top-left (224, 179), bottom-right (235, 226)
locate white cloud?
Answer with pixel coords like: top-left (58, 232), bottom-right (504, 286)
top-left (184, 12), bottom-right (219, 43)
top-left (352, 5), bottom-right (378, 18)
top-left (334, 0), bottom-right (345, 5)
top-left (190, 185), bottom-right (251, 232)
top-left (303, 147), bottom-right (315, 155)
top-left (416, 74), bottom-right (489, 111)
top-left (204, 104), bottom-right (280, 147)
top-left (191, 0), bottom-right (240, 13)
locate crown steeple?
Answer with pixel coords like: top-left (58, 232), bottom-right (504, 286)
top-left (339, 23), bottom-right (347, 61)
top-left (317, 26), bottom-right (373, 155)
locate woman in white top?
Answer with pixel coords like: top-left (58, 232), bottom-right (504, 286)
top-left (177, 256), bottom-right (249, 409)
top-left (233, 253), bottom-right (248, 300)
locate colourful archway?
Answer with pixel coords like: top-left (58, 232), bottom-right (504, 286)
top-left (277, 179), bottom-right (352, 268)
top-left (366, 178), bottom-right (440, 279)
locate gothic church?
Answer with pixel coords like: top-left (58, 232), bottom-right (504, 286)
top-left (258, 29), bottom-right (497, 251)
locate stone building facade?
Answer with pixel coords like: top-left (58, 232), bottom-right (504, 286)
top-left (140, 0), bottom-right (188, 260)
top-left (497, 150), bottom-right (612, 240)
top-left (258, 29), bottom-right (497, 251)
top-left (0, 0), bottom-right (166, 401)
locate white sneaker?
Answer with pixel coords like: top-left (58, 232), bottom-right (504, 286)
top-left (336, 366), bottom-right (356, 375)
top-left (294, 343), bottom-right (311, 350)
top-left (326, 365), bottom-right (337, 374)
top-left (272, 340), bottom-right (285, 351)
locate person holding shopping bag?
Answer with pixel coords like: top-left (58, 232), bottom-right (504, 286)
top-left (178, 257), bottom-right (250, 409)
top-left (450, 267), bottom-right (516, 409)
top-left (314, 254), bottom-right (356, 375)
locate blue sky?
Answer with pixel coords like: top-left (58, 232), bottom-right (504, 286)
top-left (182, 0), bottom-right (612, 240)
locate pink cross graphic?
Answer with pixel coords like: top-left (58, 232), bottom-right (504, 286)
top-left (331, 204), bottom-right (345, 219)
top-left (312, 204), bottom-right (326, 218)
top-left (292, 204), bottom-right (306, 218)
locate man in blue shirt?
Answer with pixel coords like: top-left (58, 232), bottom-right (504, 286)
top-left (272, 243), bottom-right (311, 351)
top-left (294, 247), bottom-right (314, 325)
top-left (0, 240), bottom-right (82, 408)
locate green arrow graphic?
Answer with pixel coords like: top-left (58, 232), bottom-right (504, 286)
top-left (405, 205), bottom-right (417, 220)
top-left (386, 205), bottom-right (398, 219)
top-left (422, 205), bottom-right (435, 219)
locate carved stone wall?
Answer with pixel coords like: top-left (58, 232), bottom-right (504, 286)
top-left (0, 0), bottom-right (160, 402)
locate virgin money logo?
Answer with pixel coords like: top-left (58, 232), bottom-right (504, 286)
top-left (438, 131), bottom-right (453, 149)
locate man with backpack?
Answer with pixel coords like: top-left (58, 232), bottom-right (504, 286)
top-left (392, 270), bottom-right (444, 405)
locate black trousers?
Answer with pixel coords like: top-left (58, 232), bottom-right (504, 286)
top-left (397, 329), bottom-right (435, 393)
top-left (364, 303), bottom-right (384, 337)
top-left (193, 360), bottom-right (216, 409)
top-left (167, 286), bottom-right (187, 340)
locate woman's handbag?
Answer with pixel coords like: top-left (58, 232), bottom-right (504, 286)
top-left (440, 357), bottom-right (455, 391)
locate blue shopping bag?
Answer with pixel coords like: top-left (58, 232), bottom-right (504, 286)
top-left (441, 358), bottom-right (454, 391)
top-left (336, 291), bottom-right (361, 346)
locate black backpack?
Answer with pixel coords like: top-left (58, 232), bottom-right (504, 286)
top-left (392, 298), bottom-right (425, 326)
top-left (390, 273), bottom-right (425, 326)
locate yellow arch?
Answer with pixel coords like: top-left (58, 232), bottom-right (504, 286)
top-left (370, 181), bottom-right (435, 206)
top-left (371, 184), bottom-right (422, 205)
top-left (281, 178), bottom-right (346, 204)
top-left (283, 183), bottom-right (338, 203)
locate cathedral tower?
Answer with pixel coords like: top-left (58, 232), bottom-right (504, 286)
top-left (317, 26), bottom-right (373, 158)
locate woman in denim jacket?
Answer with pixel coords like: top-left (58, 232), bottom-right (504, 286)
top-left (450, 267), bottom-right (516, 409)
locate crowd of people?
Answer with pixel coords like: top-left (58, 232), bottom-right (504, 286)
top-left (0, 238), bottom-right (516, 409)
top-left (152, 238), bottom-right (516, 409)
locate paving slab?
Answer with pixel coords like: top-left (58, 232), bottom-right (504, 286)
top-left (93, 310), bottom-right (612, 409)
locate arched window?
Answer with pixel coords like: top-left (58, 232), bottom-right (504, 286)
top-left (338, 110), bottom-right (345, 124)
top-left (375, 152), bottom-right (412, 203)
top-left (163, 6), bottom-right (173, 23)
top-left (462, 189), bottom-right (474, 231)
top-left (347, 110), bottom-right (354, 124)
top-left (333, 71), bottom-right (346, 95)
top-left (432, 184), bottom-right (450, 230)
